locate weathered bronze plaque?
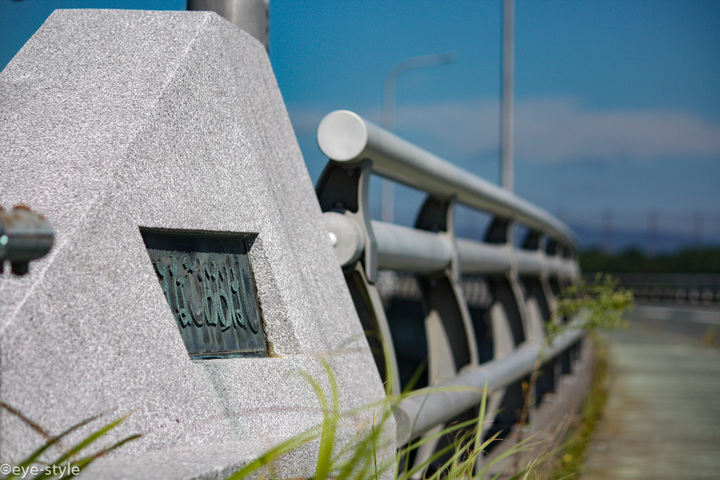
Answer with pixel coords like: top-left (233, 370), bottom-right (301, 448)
top-left (141, 230), bottom-right (267, 359)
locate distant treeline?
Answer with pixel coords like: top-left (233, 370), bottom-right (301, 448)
top-left (580, 247), bottom-right (720, 273)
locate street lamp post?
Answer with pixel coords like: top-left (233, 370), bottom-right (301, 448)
top-left (381, 52), bottom-right (456, 224)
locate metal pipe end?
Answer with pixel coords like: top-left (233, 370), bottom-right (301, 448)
top-left (322, 211), bottom-right (365, 267)
top-left (317, 110), bottom-right (368, 162)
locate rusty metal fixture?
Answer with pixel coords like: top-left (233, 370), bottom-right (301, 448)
top-left (0, 205), bottom-right (54, 275)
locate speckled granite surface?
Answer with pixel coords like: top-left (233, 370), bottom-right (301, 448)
top-left (0, 10), bottom-right (390, 478)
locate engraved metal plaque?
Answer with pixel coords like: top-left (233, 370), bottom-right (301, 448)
top-left (141, 230), bottom-right (267, 359)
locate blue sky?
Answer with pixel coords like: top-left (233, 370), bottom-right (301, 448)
top-left (2, 0), bottom-right (719, 250)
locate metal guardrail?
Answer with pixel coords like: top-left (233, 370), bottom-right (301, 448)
top-left (605, 273), bottom-right (720, 305)
top-left (0, 206), bottom-right (54, 275)
top-left (315, 110), bottom-right (583, 466)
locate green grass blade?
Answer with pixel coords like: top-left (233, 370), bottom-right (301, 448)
top-left (7, 415), bottom-right (101, 477)
top-left (300, 361), bottom-right (339, 480)
top-left (225, 427), bottom-right (322, 480)
top-left (49, 414), bottom-right (131, 466)
top-left (51, 433), bottom-right (142, 479)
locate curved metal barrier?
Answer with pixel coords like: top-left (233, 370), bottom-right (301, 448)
top-left (316, 110), bottom-right (584, 466)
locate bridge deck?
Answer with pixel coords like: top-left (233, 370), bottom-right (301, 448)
top-left (580, 308), bottom-right (720, 479)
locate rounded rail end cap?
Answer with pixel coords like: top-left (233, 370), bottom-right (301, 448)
top-left (322, 211), bottom-right (365, 267)
top-left (317, 110), bottom-right (368, 162)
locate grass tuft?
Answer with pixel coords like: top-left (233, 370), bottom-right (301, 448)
top-left (546, 333), bottom-right (610, 480)
top-left (0, 403), bottom-right (141, 480)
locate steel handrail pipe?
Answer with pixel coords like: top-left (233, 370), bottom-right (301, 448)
top-left (547, 256), bottom-right (580, 280)
top-left (456, 238), bottom-right (511, 275)
top-left (323, 217), bottom-right (578, 277)
top-left (393, 327), bottom-right (584, 444)
top-left (455, 239), bottom-right (575, 280)
top-left (317, 110), bottom-right (576, 249)
top-left (373, 220), bottom-right (453, 273)
top-left (323, 211), bottom-right (453, 273)
top-left (515, 249), bottom-right (543, 276)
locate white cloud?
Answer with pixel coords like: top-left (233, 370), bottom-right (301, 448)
top-left (390, 97), bottom-right (720, 164)
top-left (515, 98), bottom-right (720, 163)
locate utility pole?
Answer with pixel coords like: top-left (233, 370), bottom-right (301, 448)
top-left (602, 210), bottom-right (613, 253)
top-left (647, 210), bottom-right (658, 256)
top-left (693, 211), bottom-right (704, 247)
top-left (500, 0), bottom-right (514, 191)
top-left (188, 0), bottom-right (269, 50)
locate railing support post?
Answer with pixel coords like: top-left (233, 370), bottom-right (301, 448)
top-left (316, 160), bottom-right (401, 394)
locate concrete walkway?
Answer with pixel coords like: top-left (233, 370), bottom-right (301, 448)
top-left (580, 310), bottom-right (720, 479)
